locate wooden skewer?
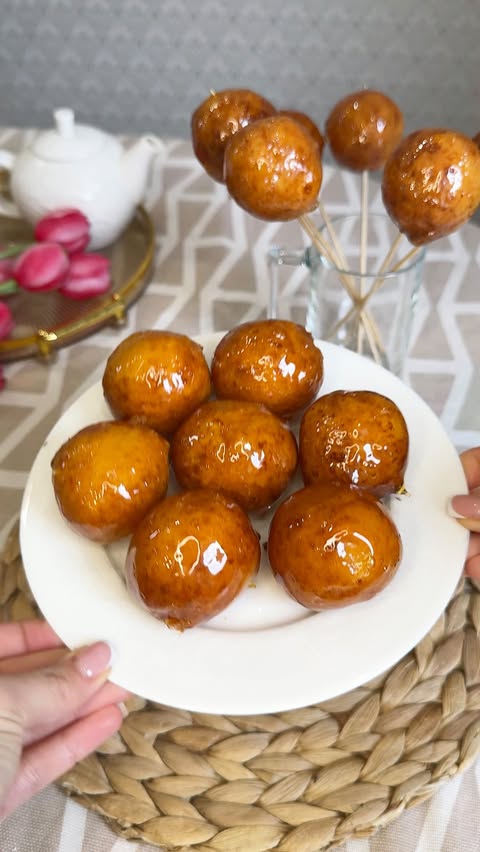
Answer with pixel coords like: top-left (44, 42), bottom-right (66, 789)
top-left (328, 235), bottom-right (422, 339)
top-left (358, 170), bottom-right (369, 353)
top-left (359, 240), bottom-right (422, 305)
top-left (298, 215), bottom-right (356, 300)
top-left (360, 172), bottom-right (369, 277)
top-left (315, 201), bottom-right (383, 347)
top-left (328, 231), bottom-right (401, 338)
top-left (389, 243), bottom-right (422, 273)
top-left (300, 214), bottom-right (382, 362)
top-left (312, 204), bottom-right (385, 353)
top-left (316, 202), bottom-right (351, 273)
top-left (298, 214), bottom-right (382, 363)
top-left (376, 231), bottom-right (403, 279)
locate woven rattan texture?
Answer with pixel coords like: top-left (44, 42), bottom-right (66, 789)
top-left (2, 521), bottom-right (480, 852)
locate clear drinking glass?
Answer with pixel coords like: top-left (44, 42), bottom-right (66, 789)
top-left (268, 213), bottom-right (426, 377)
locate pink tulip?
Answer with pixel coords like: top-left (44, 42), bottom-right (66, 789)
top-left (0, 300), bottom-right (14, 340)
top-left (14, 243), bottom-right (70, 292)
top-left (0, 257), bottom-right (15, 283)
top-left (34, 208), bottom-right (90, 254)
top-left (60, 252), bottom-right (111, 300)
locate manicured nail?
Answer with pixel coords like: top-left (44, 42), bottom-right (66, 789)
top-left (72, 641), bottom-right (113, 679)
top-left (118, 701), bottom-right (129, 719)
top-left (448, 495), bottom-right (480, 519)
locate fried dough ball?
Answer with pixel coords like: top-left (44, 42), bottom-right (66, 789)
top-left (51, 421), bottom-right (169, 543)
top-left (299, 389), bottom-right (408, 496)
top-left (382, 128), bottom-right (480, 246)
top-left (211, 319), bottom-right (324, 418)
top-left (191, 88), bottom-right (276, 182)
top-left (473, 132), bottom-right (480, 148)
top-left (326, 89), bottom-right (403, 171)
top-left (126, 489), bottom-right (261, 630)
top-left (268, 482), bottom-right (402, 609)
top-left (102, 331), bottom-right (212, 436)
top-left (277, 110), bottom-right (325, 156)
top-left (171, 400), bottom-right (298, 512)
top-left (224, 114), bottom-right (322, 220)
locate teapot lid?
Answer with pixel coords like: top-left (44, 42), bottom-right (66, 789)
top-left (31, 109), bottom-right (107, 162)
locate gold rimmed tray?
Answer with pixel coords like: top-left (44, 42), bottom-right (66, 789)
top-left (0, 205), bottom-right (155, 362)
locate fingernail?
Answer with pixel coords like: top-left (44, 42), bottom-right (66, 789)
top-left (118, 701), bottom-right (129, 719)
top-left (448, 495), bottom-right (480, 519)
top-left (72, 641), bottom-right (113, 679)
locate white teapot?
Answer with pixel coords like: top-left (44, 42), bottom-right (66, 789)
top-left (0, 108), bottom-right (164, 249)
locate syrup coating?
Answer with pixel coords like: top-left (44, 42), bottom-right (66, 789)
top-left (211, 319), bottom-right (324, 418)
top-left (268, 482), bottom-right (402, 609)
top-left (382, 128), bottom-right (480, 245)
top-left (224, 114), bottom-right (322, 221)
top-left (299, 389), bottom-right (408, 496)
top-left (51, 421), bottom-right (169, 543)
top-left (277, 110), bottom-right (325, 156)
top-left (326, 89), bottom-right (404, 171)
top-left (126, 489), bottom-right (261, 629)
top-left (171, 399), bottom-right (298, 512)
top-left (102, 330), bottom-right (212, 435)
top-left (191, 88), bottom-right (276, 182)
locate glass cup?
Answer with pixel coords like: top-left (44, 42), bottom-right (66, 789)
top-left (268, 213), bottom-right (426, 377)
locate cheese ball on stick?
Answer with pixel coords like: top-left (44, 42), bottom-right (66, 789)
top-left (326, 89), bottom-right (403, 172)
top-left (224, 114), bottom-right (322, 221)
top-left (382, 128), bottom-right (480, 245)
top-left (191, 88), bottom-right (275, 182)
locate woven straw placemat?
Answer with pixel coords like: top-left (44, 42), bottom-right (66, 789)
top-left (2, 520), bottom-right (480, 852)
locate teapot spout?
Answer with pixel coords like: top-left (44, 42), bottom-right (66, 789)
top-left (123, 135), bottom-right (165, 205)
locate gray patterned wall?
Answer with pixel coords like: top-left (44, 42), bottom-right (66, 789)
top-left (0, 0), bottom-right (479, 140)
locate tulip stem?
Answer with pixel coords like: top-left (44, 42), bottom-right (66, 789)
top-left (0, 279), bottom-right (18, 296)
top-left (0, 243), bottom-right (30, 260)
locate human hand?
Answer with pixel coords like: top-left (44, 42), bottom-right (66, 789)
top-left (0, 620), bottom-right (129, 820)
top-left (448, 447), bottom-right (480, 578)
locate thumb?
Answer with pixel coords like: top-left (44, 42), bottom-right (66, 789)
top-left (0, 641), bottom-right (112, 807)
top-left (448, 492), bottom-right (480, 533)
top-left (0, 641), bottom-right (113, 748)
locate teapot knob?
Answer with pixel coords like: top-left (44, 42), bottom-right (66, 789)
top-left (54, 108), bottom-right (75, 139)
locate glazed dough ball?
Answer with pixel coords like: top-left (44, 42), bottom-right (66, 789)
top-left (102, 330), bottom-right (212, 435)
top-left (382, 128), bottom-right (480, 245)
top-left (171, 399), bottom-right (298, 512)
top-left (126, 489), bottom-right (261, 629)
top-left (326, 89), bottom-right (404, 171)
top-left (268, 482), bottom-right (402, 609)
top-left (211, 320), bottom-right (324, 418)
top-left (191, 88), bottom-right (276, 182)
top-left (224, 114), bottom-right (323, 220)
top-left (277, 109), bottom-right (325, 156)
top-left (51, 421), bottom-right (169, 543)
top-left (299, 389), bottom-right (408, 496)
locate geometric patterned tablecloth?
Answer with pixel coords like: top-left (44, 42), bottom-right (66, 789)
top-left (0, 131), bottom-right (479, 851)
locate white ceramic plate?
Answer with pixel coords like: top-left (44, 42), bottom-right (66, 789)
top-left (20, 334), bottom-right (469, 714)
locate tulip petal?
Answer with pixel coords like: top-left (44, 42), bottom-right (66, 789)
top-left (0, 257), bottom-right (15, 284)
top-left (0, 300), bottom-right (14, 340)
top-left (14, 243), bottom-right (70, 292)
top-left (34, 208), bottom-right (90, 254)
top-left (60, 252), bottom-right (111, 300)
top-left (69, 253), bottom-right (110, 276)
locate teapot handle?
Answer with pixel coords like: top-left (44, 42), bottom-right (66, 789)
top-left (0, 151), bottom-right (21, 218)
